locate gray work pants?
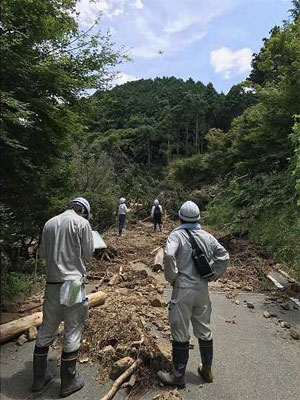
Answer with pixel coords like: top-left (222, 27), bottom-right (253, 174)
top-left (36, 283), bottom-right (88, 353)
top-left (168, 286), bottom-right (212, 343)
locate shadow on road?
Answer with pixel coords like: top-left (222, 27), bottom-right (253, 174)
top-left (0, 358), bottom-right (59, 400)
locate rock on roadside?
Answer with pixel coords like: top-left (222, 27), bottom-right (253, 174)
top-left (27, 326), bottom-right (38, 341)
top-left (101, 345), bottom-right (116, 357)
top-left (290, 329), bottom-right (300, 340)
top-left (151, 297), bottom-right (164, 307)
top-left (281, 302), bottom-right (291, 311)
top-left (17, 334), bottom-right (28, 346)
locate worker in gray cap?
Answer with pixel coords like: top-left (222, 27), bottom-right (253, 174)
top-left (157, 201), bottom-right (229, 388)
top-left (32, 197), bottom-right (94, 397)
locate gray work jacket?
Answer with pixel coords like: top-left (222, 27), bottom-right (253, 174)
top-left (40, 210), bottom-right (94, 282)
top-left (118, 204), bottom-right (128, 215)
top-left (164, 227), bottom-right (229, 289)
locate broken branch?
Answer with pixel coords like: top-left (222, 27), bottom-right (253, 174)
top-left (99, 358), bottom-right (142, 400)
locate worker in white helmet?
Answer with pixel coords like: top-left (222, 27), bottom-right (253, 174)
top-left (151, 199), bottom-right (163, 232)
top-left (157, 201), bottom-right (229, 388)
top-left (32, 197), bottom-right (94, 397)
top-left (118, 197), bottom-right (128, 236)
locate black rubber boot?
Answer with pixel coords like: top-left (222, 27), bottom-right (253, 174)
top-left (198, 338), bottom-right (213, 382)
top-left (157, 341), bottom-right (189, 389)
top-left (60, 350), bottom-right (84, 398)
top-left (32, 346), bottom-right (52, 393)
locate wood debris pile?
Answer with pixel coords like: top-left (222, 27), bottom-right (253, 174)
top-left (81, 263), bottom-right (171, 395)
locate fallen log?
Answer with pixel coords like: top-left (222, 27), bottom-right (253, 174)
top-left (0, 290), bottom-right (107, 343)
top-left (99, 358), bottom-right (142, 400)
top-left (153, 248), bottom-right (164, 272)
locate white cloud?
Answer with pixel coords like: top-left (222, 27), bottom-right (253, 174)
top-left (210, 47), bottom-right (253, 79)
top-left (130, 15), bottom-right (170, 58)
top-left (76, 0), bottom-right (145, 26)
top-left (129, 0), bottom-right (240, 59)
top-left (76, 0), bottom-right (126, 26)
top-left (164, 15), bottom-right (197, 34)
top-left (76, 1), bottom-right (242, 63)
top-left (135, 0), bottom-right (144, 10)
top-left (112, 72), bottom-right (138, 86)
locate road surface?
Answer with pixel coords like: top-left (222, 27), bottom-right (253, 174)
top-left (1, 291), bottom-right (299, 400)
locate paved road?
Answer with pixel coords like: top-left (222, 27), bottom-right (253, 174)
top-left (1, 292), bottom-right (300, 400)
top-left (162, 291), bottom-right (300, 400)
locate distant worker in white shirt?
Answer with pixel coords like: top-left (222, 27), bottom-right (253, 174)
top-left (118, 197), bottom-right (129, 236)
top-left (32, 197), bottom-right (94, 397)
top-left (151, 199), bottom-right (163, 232)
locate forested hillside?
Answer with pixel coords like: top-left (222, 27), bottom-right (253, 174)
top-left (87, 78), bottom-right (256, 164)
top-left (83, 5), bottom-right (300, 277)
top-left (1, 0), bottom-right (300, 302)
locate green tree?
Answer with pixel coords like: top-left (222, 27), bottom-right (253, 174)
top-left (1, 0), bottom-right (121, 268)
top-left (289, 0), bottom-right (300, 21)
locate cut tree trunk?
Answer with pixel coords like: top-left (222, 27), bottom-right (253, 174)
top-left (0, 290), bottom-right (107, 343)
top-left (153, 248), bottom-right (164, 272)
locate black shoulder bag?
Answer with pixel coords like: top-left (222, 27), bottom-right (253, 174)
top-left (184, 229), bottom-right (215, 279)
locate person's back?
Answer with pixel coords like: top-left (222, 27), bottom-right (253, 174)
top-left (118, 203), bottom-right (128, 215)
top-left (41, 209), bottom-right (94, 282)
top-left (33, 198), bottom-right (94, 398)
top-left (118, 197), bottom-right (128, 236)
top-left (151, 199), bottom-right (163, 232)
top-left (158, 201), bottom-right (229, 389)
top-left (164, 227), bottom-right (228, 289)
top-left (154, 204), bottom-right (161, 215)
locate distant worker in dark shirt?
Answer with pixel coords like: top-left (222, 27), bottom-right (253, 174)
top-left (151, 199), bottom-right (163, 232)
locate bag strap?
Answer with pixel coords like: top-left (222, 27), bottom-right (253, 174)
top-left (184, 229), bottom-right (204, 255)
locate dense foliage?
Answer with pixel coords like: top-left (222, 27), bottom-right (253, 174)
top-left (87, 78), bottom-right (256, 166)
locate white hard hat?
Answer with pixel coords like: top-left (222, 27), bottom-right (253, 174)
top-left (154, 199), bottom-right (159, 205)
top-left (120, 197), bottom-right (126, 204)
top-left (71, 197), bottom-right (91, 219)
top-left (178, 201), bottom-right (200, 222)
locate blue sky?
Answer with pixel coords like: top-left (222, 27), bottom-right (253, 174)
top-left (76, 0), bottom-right (292, 93)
